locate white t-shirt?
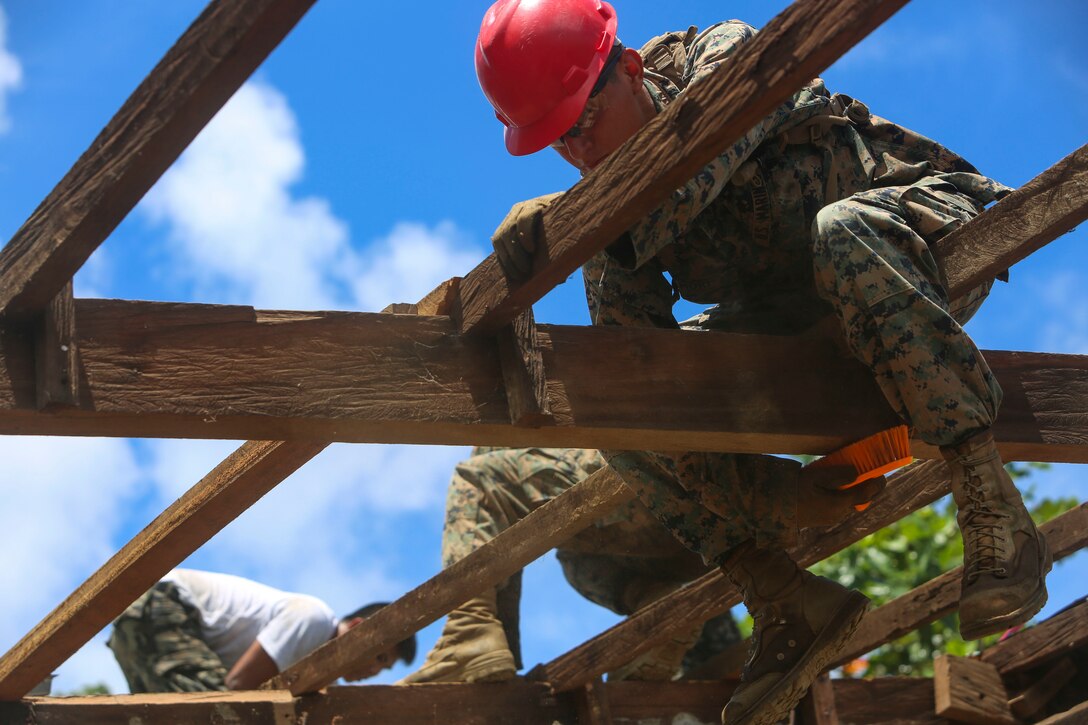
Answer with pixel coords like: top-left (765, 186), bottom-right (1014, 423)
top-left (161, 569), bottom-right (338, 672)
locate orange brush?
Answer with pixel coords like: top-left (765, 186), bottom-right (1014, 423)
top-left (808, 425), bottom-right (913, 510)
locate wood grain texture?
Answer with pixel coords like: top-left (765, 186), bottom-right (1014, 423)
top-left (0, 679), bottom-right (951, 724)
top-left (497, 308), bottom-right (553, 426)
top-left (798, 673), bottom-right (840, 725)
top-left (454, 0), bottom-right (909, 335)
top-left (0, 0), bottom-right (316, 319)
top-left (272, 466), bottom-right (635, 694)
top-left (577, 678), bottom-right (615, 725)
top-left (33, 281), bottom-right (78, 409)
top-left (0, 439), bottom-right (326, 700)
top-left (1008, 658), bottom-right (1078, 720)
top-left (940, 143), bottom-right (1088, 300)
top-left (981, 597), bottom-right (1088, 676)
top-left (933, 654), bottom-right (1015, 725)
top-left (531, 459), bottom-right (953, 692)
top-left (0, 299), bottom-right (1085, 462)
top-left (831, 503), bottom-right (1088, 668)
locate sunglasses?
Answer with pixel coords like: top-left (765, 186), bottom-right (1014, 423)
top-left (550, 43), bottom-right (625, 149)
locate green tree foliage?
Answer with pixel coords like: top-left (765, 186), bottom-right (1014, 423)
top-left (55, 682), bottom-right (111, 696)
top-left (810, 462), bottom-right (1075, 677)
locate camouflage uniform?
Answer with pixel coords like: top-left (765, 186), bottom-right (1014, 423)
top-left (443, 447), bottom-right (713, 663)
top-left (107, 582), bottom-right (228, 693)
top-left (585, 21), bottom-right (1011, 567)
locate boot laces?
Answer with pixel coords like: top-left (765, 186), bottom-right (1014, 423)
top-left (961, 473), bottom-right (1010, 581)
top-left (743, 605), bottom-right (791, 679)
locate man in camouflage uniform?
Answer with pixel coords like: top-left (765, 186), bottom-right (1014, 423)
top-left (400, 447), bottom-right (739, 684)
top-left (475, 2), bottom-right (1051, 723)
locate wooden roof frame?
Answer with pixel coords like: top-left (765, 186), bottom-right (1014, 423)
top-left (0, 0), bottom-right (1085, 721)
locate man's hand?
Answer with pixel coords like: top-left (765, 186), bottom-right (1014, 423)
top-left (491, 192), bottom-right (562, 282)
top-left (796, 465), bottom-right (886, 529)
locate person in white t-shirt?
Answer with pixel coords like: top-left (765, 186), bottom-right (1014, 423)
top-left (107, 569), bottom-right (416, 692)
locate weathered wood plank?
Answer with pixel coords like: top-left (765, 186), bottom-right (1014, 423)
top-left (798, 673), bottom-right (840, 725)
top-left (0, 440), bottom-right (327, 700)
top-left (0, 679), bottom-right (945, 724)
top-left (577, 677), bottom-right (615, 725)
top-left (272, 466), bottom-right (635, 695)
top-left (33, 281), bottom-right (78, 409)
top-left (453, 0), bottom-right (909, 335)
top-left (934, 654), bottom-right (1015, 725)
top-left (0, 299), bottom-right (1085, 462)
top-left (832, 502), bottom-right (1088, 667)
top-left (981, 597), bottom-right (1088, 676)
top-left (531, 459), bottom-right (953, 692)
top-left (0, 0), bottom-right (316, 319)
top-left (940, 143), bottom-right (1088, 300)
top-left (832, 677), bottom-right (941, 724)
top-left (497, 309), bottom-right (553, 426)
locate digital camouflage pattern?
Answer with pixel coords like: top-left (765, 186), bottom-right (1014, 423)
top-left (107, 582), bottom-right (228, 693)
top-left (584, 20), bottom-right (1011, 567)
top-left (443, 447), bottom-right (708, 616)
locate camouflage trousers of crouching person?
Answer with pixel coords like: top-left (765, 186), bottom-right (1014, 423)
top-left (444, 447), bottom-right (713, 666)
top-left (606, 173), bottom-right (1006, 569)
top-left (107, 582), bottom-right (228, 693)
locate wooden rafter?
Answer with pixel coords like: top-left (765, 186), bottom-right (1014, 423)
top-left (0, 679), bottom-right (952, 724)
top-left (937, 143), bottom-right (1088, 298)
top-left (0, 440), bottom-right (326, 700)
top-left (981, 598), bottom-right (1088, 676)
top-left (0, 299), bottom-right (1085, 462)
top-left (0, 0), bottom-right (316, 320)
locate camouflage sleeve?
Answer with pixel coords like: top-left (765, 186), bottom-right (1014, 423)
top-left (583, 248), bottom-right (678, 328)
top-left (622, 20), bottom-right (831, 269)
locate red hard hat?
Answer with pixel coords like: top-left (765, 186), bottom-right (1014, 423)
top-left (476, 0), bottom-right (618, 156)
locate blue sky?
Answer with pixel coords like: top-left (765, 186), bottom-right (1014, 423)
top-left (0, 0), bottom-right (1084, 694)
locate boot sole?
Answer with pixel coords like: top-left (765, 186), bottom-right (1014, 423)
top-left (959, 537), bottom-right (1054, 641)
top-left (725, 591), bottom-right (871, 725)
top-left (463, 651), bottom-right (518, 683)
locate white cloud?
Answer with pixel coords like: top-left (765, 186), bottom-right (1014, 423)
top-left (142, 438), bottom-right (466, 615)
top-left (0, 5), bottom-right (22, 134)
top-left (140, 79), bottom-right (486, 313)
top-left (347, 222), bottom-right (484, 312)
top-left (0, 437), bottom-right (141, 656)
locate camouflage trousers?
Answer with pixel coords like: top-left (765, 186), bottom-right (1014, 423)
top-left (608, 175), bottom-right (1004, 567)
top-left (442, 448), bottom-right (710, 664)
top-left (107, 582), bottom-right (228, 693)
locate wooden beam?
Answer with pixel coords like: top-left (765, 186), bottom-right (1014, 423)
top-left (981, 597), bottom-right (1088, 676)
top-left (272, 466), bottom-right (635, 695)
top-left (530, 459), bottom-right (953, 692)
top-left (33, 281), bottom-right (78, 409)
top-left (0, 679), bottom-right (948, 724)
top-left (831, 677), bottom-right (940, 724)
top-left (0, 679), bottom-right (953, 722)
top-left (0, 0), bottom-right (316, 319)
top-left (497, 309), bottom-right (553, 426)
top-left (832, 502), bottom-right (1088, 667)
top-left (453, 0), bottom-right (909, 335)
top-left (934, 654), bottom-right (1015, 725)
top-left (797, 673), bottom-right (840, 725)
top-left (940, 143), bottom-right (1088, 300)
top-left (0, 439), bottom-right (327, 700)
top-left (576, 678), bottom-right (614, 725)
top-left (0, 299), bottom-right (1085, 462)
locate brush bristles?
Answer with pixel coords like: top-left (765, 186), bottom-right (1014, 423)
top-left (811, 425), bottom-right (912, 489)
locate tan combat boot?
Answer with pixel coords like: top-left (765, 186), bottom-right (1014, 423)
top-left (720, 543), bottom-right (870, 725)
top-left (941, 430), bottom-right (1052, 640)
top-left (397, 590), bottom-right (516, 684)
top-left (608, 579), bottom-right (702, 681)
